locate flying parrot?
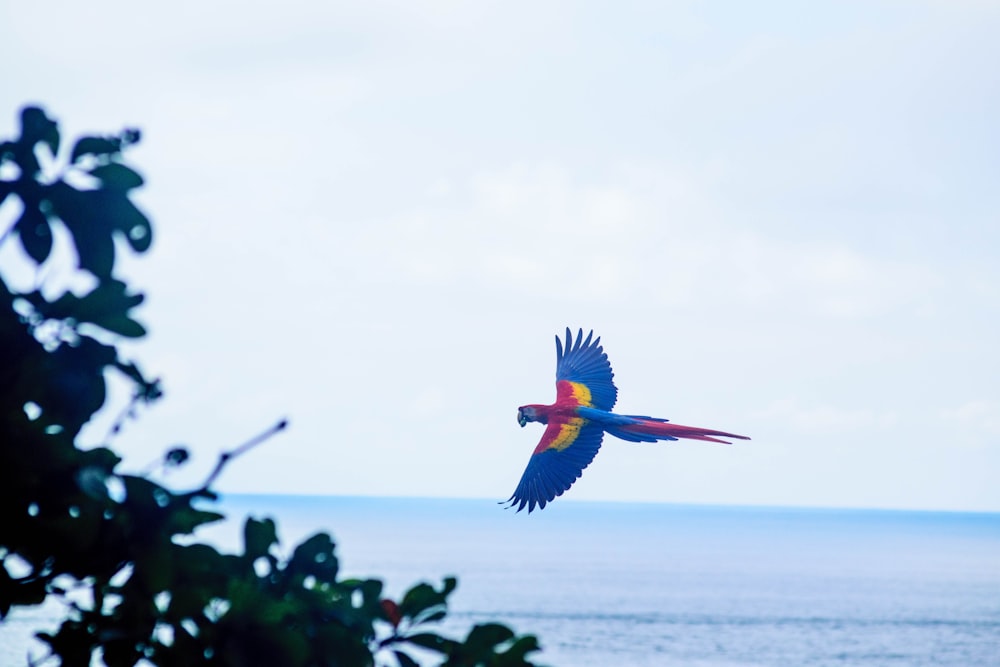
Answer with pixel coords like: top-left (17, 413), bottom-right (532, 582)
top-left (505, 328), bottom-right (749, 513)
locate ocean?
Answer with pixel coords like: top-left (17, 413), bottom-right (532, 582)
top-left (2, 496), bottom-right (998, 666)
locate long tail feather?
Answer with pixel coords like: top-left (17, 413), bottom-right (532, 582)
top-left (611, 417), bottom-right (751, 444)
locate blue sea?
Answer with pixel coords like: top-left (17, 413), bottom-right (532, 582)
top-left (2, 496), bottom-right (998, 666)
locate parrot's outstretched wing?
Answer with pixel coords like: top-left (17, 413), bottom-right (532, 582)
top-left (505, 329), bottom-right (618, 512)
top-left (504, 418), bottom-right (605, 513)
top-left (556, 328), bottom-right (617, 411)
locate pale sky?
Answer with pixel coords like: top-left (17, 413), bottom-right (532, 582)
top-left (2, 1), bottom-right (998, 511)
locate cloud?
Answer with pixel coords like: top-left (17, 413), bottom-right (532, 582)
top-left (940, 400), bottom-right (1000, 446)
top-left (404, 386), bottom-right (447, 419)
top-left (723, 236), bottom-right (943, 318)
top-left (754, 397), bottom-right (899, 434)
top-left (327, 160), bottom-right (946, 322)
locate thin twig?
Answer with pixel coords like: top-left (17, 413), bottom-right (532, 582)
top-left (104, 374), bottom-right (162, 444)
top-left (104, 392), bottom-right (142, 444)
top-left (198, 419), bottom-right (289, 492)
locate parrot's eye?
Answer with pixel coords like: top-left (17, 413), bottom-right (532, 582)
top-left (517, 409), bottom-right (527, 427)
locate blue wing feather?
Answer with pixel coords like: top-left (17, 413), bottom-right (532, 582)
top-left (505, 422), bottom-right (605, 513)
top-left (555, 327), bottom-right (618, 411)
top-left (505, 328), bottom-right (621, 512)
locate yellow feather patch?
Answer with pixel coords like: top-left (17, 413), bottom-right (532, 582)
top-left (550, 417), bottom-right (585, 451)
top-left (567, 381), bottom-right (593, 407)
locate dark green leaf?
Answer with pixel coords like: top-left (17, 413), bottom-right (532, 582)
top-left (70, 136), bottom-right (121, 163)
top-left (46, 182), bottom-right (153, 276)
top-left (20, 106), bottom-right (59, 155)
top-left (0, 568), bottom-right (48, 610)
top-left (400, 583), bottom-right (436, 617)
top-left (39, 340), bottom-right (112, 433)
top-left (121, 475), bottom-right (170, 514)
top-left (77, 229), bottom-right (115, 276)
top-left (135, 543), bottom-right (175, 593)
top-left (165, 447), bottom-right (189, 467)
top-left (46, 127), bottom-right (60, 157)
top-left (97, 307), bottom-right (146, 339)
top-left (41, 291), bottom-right (79, 320)
top-left (15, 204), bottom-right (52, 264)
top-left (464, 623), bottom-right (515, 651)
top-left (417, 609), bottom-right (446, 624)
top-left (405, 632), bottom-right (456, 654)
top-left (102, 641), bottom-right (143, 667)
top-left (498, 635), bottom-right (541, 661)
top-left (138, 377), bottom-right (162, 401)
top-left (74, 334), bottom-right (119, 367)
top-left (173, 507), bottom-right (225, 533)
top-left (400, 577), bottom-right (455, 619)
top-left (46, 183), bottom-right (115, 277)
top-left (99, 191), bottom-right (153, 253)
top-left (114, 359), bottom-right (147, 385)
top-left (90, 163), bottom-right (144, 191)
top-left (244, 517), bottom-right (278, 560)
top-left (288, 532), bottom-right (339, 581)
top-left (80, 446), bottom-right (123, 471)
top-left (99, 314), bottom-right (146, 338)
top-left (35, 621), bottom-right (94, 666)
top-left (394, 650), bottom-right (421, 667)
top-left (45, 279), bottom-right (146, 337)
top-left (117, 199), bottom-right (152, 252)
top-left (358, 578), bottom-right (383, 604)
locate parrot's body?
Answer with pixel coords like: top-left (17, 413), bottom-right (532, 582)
top-left (505, 328), bottom-right (749, 513)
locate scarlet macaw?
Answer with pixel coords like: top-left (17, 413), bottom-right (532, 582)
top-left (505, 328), bottom-right (749, 512)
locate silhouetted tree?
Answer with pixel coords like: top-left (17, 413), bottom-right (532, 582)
top-left (0, 106), bottom-right (542, 667)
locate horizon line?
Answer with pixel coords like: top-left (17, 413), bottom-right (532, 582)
top-left (211, 491), bottom-right (1000, 517)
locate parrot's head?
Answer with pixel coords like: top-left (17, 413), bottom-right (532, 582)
top-left (517, 405), bottom-right (539, 427)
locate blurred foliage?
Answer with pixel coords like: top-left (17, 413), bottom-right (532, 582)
top-left (0, 106), bottom-right (542, 667)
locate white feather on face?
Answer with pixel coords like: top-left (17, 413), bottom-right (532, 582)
top-left (517, 406), bottom-right (539, 427)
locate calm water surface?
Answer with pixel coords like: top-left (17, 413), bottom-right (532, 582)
top-left (2, 496), bottom-right (998, 666)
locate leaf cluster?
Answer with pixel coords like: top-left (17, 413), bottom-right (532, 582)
top-left (0, 107), bottom-right (543, 667)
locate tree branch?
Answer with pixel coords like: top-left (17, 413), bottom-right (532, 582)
top-left (196, 418), bottom-right (289, 493)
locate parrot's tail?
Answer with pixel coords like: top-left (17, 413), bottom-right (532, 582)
top-left (605, 415), bottom-right (751, 445)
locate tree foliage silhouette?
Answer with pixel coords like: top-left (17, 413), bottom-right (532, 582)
top-left (0, 106), bottom-right (542, 667)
